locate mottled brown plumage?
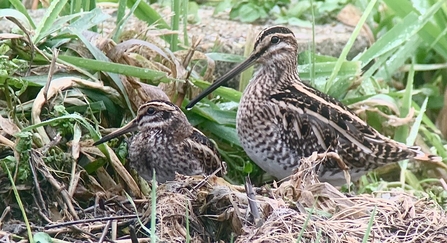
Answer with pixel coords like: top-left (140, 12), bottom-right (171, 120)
top-left (94, 100), bottom-right (222, 183)
top-left (187, 26), bottom-right (443, 185)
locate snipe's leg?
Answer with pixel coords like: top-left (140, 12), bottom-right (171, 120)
top-left (314, 152), bottom-right (351, 186)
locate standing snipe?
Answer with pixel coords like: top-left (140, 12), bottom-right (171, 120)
top-left (187, 26), bottom-right (442, 185)
top-left (94, 100), bottom-right (223, 183)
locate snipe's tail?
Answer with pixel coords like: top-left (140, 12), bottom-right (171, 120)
top-left (408, 145), bottom-right (442, 162)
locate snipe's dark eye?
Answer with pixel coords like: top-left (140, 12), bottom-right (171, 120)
top-left (147, 107), bottom-right (156, 115)
top-left (271, 36), bottom-right (280, 44)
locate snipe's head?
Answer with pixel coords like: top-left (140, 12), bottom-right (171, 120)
top-left (252, 26), bottom-right (297, 65)
top-left (136, 100), bottom-right (188, 132)
top-left (186, 26), bottom-right (297, 109)
top-left (93, 100), bottom-right (188, 146)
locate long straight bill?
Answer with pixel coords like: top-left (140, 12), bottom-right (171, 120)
top-left (93, 118), bottom-right (138, 145)
top-left (186, 54), bottom-right (258, 109)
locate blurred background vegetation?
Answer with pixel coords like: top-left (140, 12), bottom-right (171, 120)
top-left (1, 0), bottom-right (447, 235)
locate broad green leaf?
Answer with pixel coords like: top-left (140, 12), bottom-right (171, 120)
top-left (33, 232), bottom-right (52, 243)
top-left (189, 106), bottom-right (236, 126)
top-left (238, 3), bottom-right (262, 23)
top-left (202, 121), bottom-right (240, 146)
top-left (214, 0), bottom-right (232, 15)
top-left (191, 79), bottom-right (242, 103)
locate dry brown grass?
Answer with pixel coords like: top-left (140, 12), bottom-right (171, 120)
top-left (1, 152), bottom-right (447, 242)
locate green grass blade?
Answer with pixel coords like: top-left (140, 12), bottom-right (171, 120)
top-left (3, 162), bottom-right (34, 243)
top-left (33, 0), bottom-right (69, 43)
top-left (60, 8), bottom-right (110, 34)
top-left (41, 12), bottom-right (87, 36)
top-left (111, 0), bottom-right (141, 42)
top-left (408, 97), bottom-right (429, 145)
top-left (362, 205), bottom-right (377, 243)
top-left (6, 0), bottom-right (35, 28)
top-left (410, 101), bottom-right (447, 158)
top-left (296, 207), bottom-right (315, 242)
top-left (126, 0), bottom-right (169, 29)
top-left (325, 0), bottom-right (378, 92)
top-left (170, 0), bottom-right (180, 51)
top-left (202, 121), bottom-right (240, 146)
top-left (151, 171), bottom-right (157, 243)
top-left (355, 12), bottom-right (418, 66)
top-left (396, 60), bottom-right (415, 188)
top-left (372, 36), bottom-right (422, 81)
top-left (21, 113), bottom-right (100, 140)
top-left (299, 61), bottom-right (360, 81)
top-left (300, 60), bottom-right (361, 98)
top-left (125, 191), bottom-right (159, 240)
top-left (182, 0), bottom-right (189, 46)
top-left (384, 0), bottom-right (447, 59)
top-left (430, 0), bottom-right (447, 30)
top-left (206, 53), bottom-right (245, 63)
top-left (239, 32), bottom-right (255, 92)
top-left (190, 79), bottom-right (242, 102)
top-left (70, 0), bottom-right (82, 15)
top-left (185, 199), bottom-right (190, 243)
top-left (58, 55), bottom-right (174, 83)
top-left (69, 29), bottom-right (137, 115)
top-left (309, 0), bottom-right (316, 85)
top-left (394, 59), bottom-right (415, 142)
top-left (112, 0), bottom-right (128, 41)
top-left (0, 9), bottom-right (33, 30)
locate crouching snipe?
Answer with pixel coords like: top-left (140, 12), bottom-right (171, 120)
top-left (95, 100), bottom-right (223, 183)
